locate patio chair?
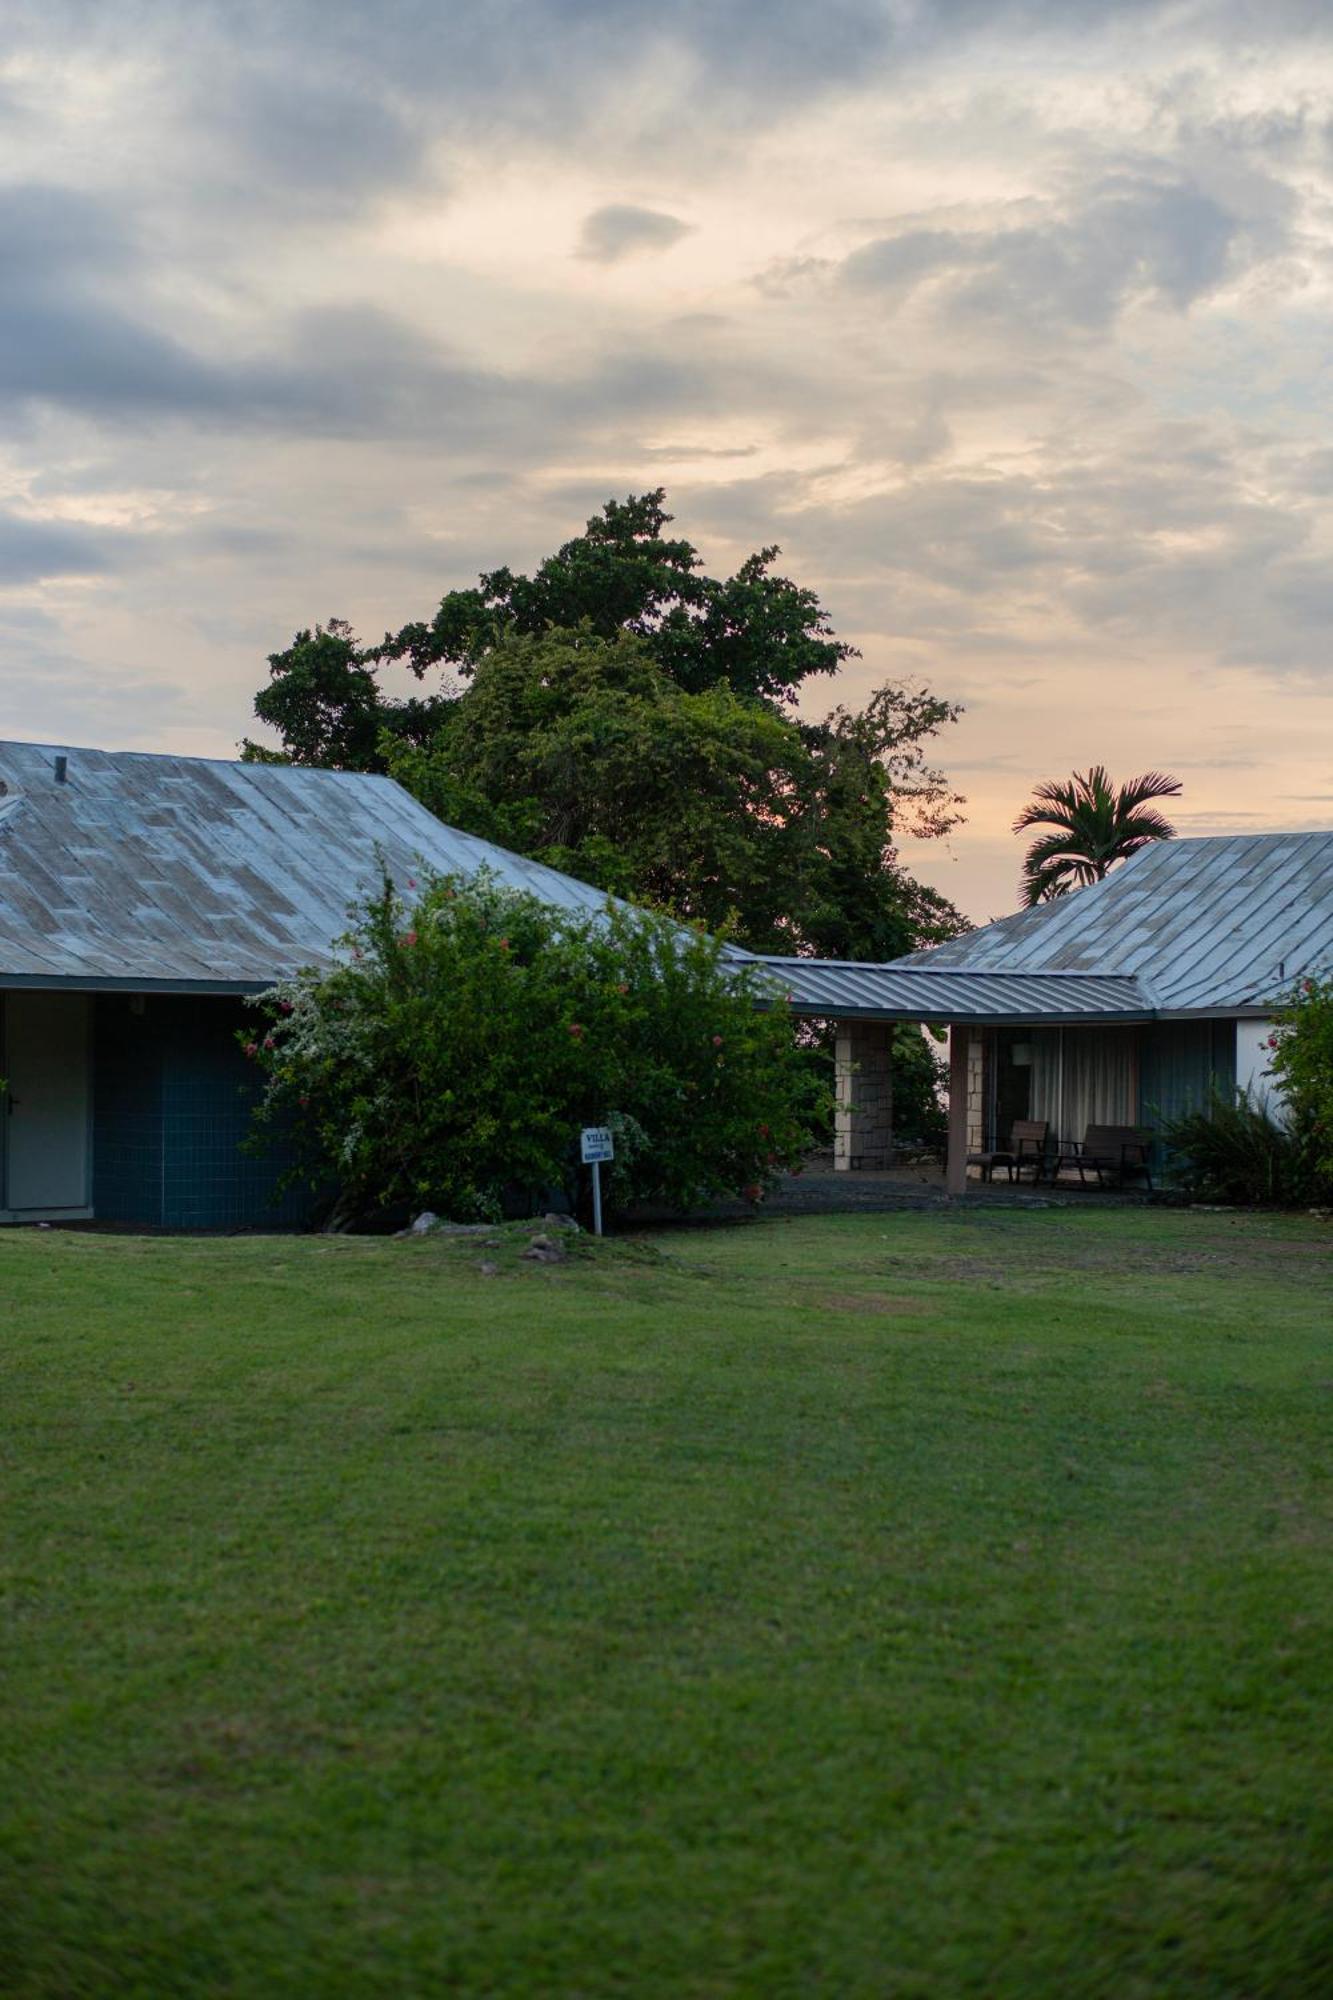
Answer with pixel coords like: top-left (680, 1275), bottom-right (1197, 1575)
top-left (967, 1118), bottom-right (1049, 1184)
top-left (1055, 1124), bottom-right (1154, 1190)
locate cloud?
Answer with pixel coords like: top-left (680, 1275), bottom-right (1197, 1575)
top-left (577, 204), bottom-right (692, 262)
top-left (0, 512), bottom-right (111, 586)
top-left (841, 170), bottom-right (1262, 336)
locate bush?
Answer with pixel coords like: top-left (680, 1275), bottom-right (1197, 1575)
top-left (243, 871), bottom-right (829, 1227)
top-left (1269, 975), bottom-right (1333, 1194)
top-left (1160, 1087), bottom-right (1320, 1207)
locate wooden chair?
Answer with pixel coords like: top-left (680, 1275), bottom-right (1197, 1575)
top-left (968, 1118), bottom-right (1049, 1184)
top-left (1055, 1124), bottom-right (1154, 1190)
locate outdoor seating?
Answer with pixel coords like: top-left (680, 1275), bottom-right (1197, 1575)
top-left (1054, 1124), bottom-right (1154, 1190)
top-left (967, 1118), bottom-right (1049, 1183)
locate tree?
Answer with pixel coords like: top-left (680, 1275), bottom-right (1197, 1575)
top-left (376, 489), bottom-right (853, 703)
top-left (1013, 765), bottom-right (1182, 907)
top-left (243, 870), bottom-right (830, 1227)
top-left (245, 492), bottom-right (969, 958)
top-left (385, 626), bottom-right (964, 957)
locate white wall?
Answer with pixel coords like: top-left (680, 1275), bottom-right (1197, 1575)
top-left (1235, 1019), bottom-right (1290, 1125)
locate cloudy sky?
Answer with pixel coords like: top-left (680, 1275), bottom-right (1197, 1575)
top-left (3, 0), bottom-right (1332, 919)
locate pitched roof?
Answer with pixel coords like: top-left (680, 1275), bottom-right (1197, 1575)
top-left (893, 832), bottom-right (1333, 1016)
top-left (0, 740), bottom-right (610, 990)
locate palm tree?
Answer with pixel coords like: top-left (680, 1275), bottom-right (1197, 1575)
top-left (1014, 765), bottom-right (1182, 907)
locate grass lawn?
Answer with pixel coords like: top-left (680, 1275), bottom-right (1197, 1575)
top-left (2, 1206), bottom-right (1332, 1998)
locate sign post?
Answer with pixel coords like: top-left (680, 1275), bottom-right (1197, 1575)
top-left (579, 1125), bottom-right (614, 1236)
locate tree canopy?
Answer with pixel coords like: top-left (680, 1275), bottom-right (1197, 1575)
top-left (247, 491), bottom-right (967, 958)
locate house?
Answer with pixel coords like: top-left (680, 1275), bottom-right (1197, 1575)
top-left (765, 833), bottom-right (1333, 1191)
top-left (0, 741), bottom-right (614, 1226)
top-left (2, 736), bottom-right (1328, 1224)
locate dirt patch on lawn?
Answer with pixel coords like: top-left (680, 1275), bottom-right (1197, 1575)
top-left (813, 1292), bottom-right (928, 1316)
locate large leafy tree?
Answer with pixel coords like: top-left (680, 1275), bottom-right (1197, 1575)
top-left (1014, 765), bottom-right (1182, 906)
top-left (246, 492), bottom-right (967, 957)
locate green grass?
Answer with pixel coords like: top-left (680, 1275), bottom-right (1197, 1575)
top-left (2, 1207), bottom-right (1332, 1998)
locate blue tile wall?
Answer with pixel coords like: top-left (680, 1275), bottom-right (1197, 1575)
top-left (93, 995), bottom-right (317, 1230)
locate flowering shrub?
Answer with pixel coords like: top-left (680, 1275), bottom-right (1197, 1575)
top-left (1268, 975), bottom-right (1333, 1195)
top-left (243, 870), bottom-right (828, 1227)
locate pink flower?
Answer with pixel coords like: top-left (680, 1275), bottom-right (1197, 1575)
top-left (243, 1041), bottom-right (258, 1059)
top-left (712, 1034), bottom-right (724, 1047)
top-left (568, 1022), bottom-right (584, 1040)
top-left (279, 999), bottom-right (293, 1015)
top-left (403, 930), bottom-right (418, 947)
top-left (498, 937), bottom-right (510, 952)
top-left (407, 877), bottom-right (417, 889)
top-left (263, 1035), bottom-right (275, 1051)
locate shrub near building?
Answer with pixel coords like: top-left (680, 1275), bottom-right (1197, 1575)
top-left (1271, 975), bottom-right (1333, 1198)
top-left (243, 872), bottom-right (828, 1228)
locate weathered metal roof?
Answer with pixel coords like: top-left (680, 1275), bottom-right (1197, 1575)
top-left (738, 959), bottom-right (1152, 1023)
top-left (0, 741), bottom-right (612, 990)
top-left (2, 743), bottom-right (1327, 1024)
top-left (894, 832), bottom-right (1333, 1016)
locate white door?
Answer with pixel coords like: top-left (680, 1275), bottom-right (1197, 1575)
top-left (3, 993), bottom-right (90, 1211)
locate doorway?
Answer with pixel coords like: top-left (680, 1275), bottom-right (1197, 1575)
top-left (2, 993), bottom-right (91, 1215)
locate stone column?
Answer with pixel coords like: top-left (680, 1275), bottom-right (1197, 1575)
top-left (966, 1031), bottom-right (986, 1157)
top-left (946, 1025), bottom-right (971, 1196)
top-left (834, 1020), bottom-right (895, 1171)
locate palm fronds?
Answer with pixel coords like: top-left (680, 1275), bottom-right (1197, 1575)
top-left (1014, 766), bottom-right (1181, 906)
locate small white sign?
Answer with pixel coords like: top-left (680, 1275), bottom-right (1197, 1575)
top-left (580, 1125), bottom-right (614, 1164)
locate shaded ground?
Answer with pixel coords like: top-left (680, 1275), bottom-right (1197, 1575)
top-left (635, 1155), bottom-right (1156, 1226)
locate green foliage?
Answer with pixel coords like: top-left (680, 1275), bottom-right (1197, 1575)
top-left (244, 870), bottom-right (829, 1226)
top-left (1161, 1086), bottom-right (1321, 1207)
top-left (1269, 975), bottom-right (1333, 1189)
top-left (247, 494), bottom-right (969, 959)
top-left (242, 618), bottom-right (449, 770)
top-left (378, 489), bottom-right (852, 703)
top-left (1014, 765), bottom-right (1181, 906)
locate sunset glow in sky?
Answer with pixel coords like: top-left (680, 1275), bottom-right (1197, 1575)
top-left (4, 2), bottom-right (1332, 919)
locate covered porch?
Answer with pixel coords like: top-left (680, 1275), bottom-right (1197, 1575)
top-left (765, 959), bottom-right (1249, 1197)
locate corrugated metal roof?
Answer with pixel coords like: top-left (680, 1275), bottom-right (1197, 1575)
top-left (0, 741), bottom-right (611, 990)
top-left (894, 832), bottom-right (1333, 1015)
top-left (737, 959), bottom-right (1152, 1022)
top-left (752, 960), bottom-right (1144, 1024)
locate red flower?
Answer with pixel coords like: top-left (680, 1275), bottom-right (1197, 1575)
top-left (403, 930), bottom-right (418, 947)
top-left (568, 1022), bottom-right (584, 1040)
top-left (498, 937), bottom-right (510, 952)
top-left (298, 1094), bottom-right (310, 1108)
top-left (617, 982), bottom-right (629, 994)
top-left (279, 999), bottom-right (293, 1015)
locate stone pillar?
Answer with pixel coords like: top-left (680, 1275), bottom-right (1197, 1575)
top-left (966, 1031), bottom-right (986, 1158)
top-left (946, 1024), bottom-right (971, 1196)
top-left (834, 1020), bottom-right (895, 1171)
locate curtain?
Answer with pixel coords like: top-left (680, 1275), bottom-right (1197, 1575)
top-left (1029, 1028), bottom-right (1137, 1142)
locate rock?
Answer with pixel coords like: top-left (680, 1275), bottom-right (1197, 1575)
top-left (409, 1211), bottom-right (440, 1234)
top-left (542, 1212), bottom-right (580, 1232)
top-left (522, 1233), bottom-right (566, 1264)
top-left (477, 1260), bottom-right (500, 1278)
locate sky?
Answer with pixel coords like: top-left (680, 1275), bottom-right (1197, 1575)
top-left (3, 0), bottom-right (1332, 922)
